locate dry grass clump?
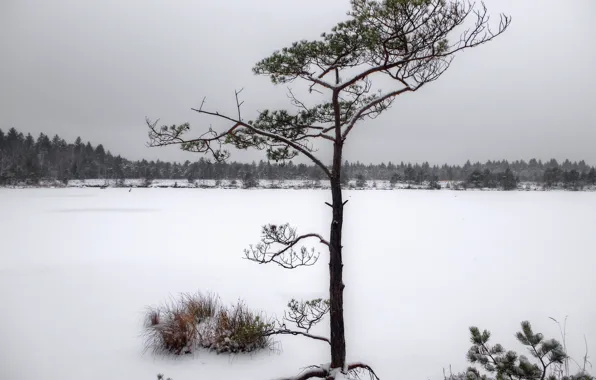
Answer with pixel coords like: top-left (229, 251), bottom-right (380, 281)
top-left (144, 292), bottom-right (273, 355)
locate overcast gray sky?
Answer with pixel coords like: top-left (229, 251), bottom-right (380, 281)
top-left (1, 0), bottom-right (595, 165)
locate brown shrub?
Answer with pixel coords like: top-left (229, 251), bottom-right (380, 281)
top-left (143, 292), bottom-right (273, 356)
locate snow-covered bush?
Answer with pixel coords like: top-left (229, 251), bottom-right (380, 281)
top-left (201, 301), bottom-right (273, 353)
top-left (143, 292), bottom-right (273, 355)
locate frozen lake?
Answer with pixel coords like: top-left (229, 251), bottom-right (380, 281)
top-left (1, 188), bottom-right (595, 380)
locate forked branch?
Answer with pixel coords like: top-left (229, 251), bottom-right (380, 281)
top-left (244, 223), bottom-right (329, 269)
top-left (147, 90), bottom-right (332, 178)
top-left (262, 298), bottom-right (331, 345)
top-left (341, 86), bottom-right (413, 140)
top-left (284, 298), bottom-right (330, 333)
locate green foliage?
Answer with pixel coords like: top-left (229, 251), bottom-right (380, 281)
top-left (213, 301), bottom-right (274, 353)
top-left (284, 298), bottom-right (330, 333)
top-left (143, 292), bottom-right (274, 356)
top-left (146, 0), bottom-right (509, 174)
top-left (287, 298), bottom-right (330, 314)
top-left (254, 0), bottom-right (508, 88)
top-left (465, 321), bottom-right (591, 380)
top-left (225, 305), bottom-right (274, 352)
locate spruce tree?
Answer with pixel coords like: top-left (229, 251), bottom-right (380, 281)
top-left (355, 174), bottom-right (366, 188)
top-left (500, 168), bottom-right (517, 190)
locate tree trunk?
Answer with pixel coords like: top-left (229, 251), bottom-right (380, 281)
top-left (329, 139), bottom-right (346, 369)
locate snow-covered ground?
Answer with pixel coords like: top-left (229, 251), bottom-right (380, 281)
top-left (1, 188), bottom-right (595, 380)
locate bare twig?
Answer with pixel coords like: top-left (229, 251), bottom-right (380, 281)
top-left (235, 88), bottom-right (245, 121)
top-left (583, 335), bottom-right (592, 372)
top-left (244, 224), bottom-right (329, 269)
top-left (550, 316), bottom-right (569, 376)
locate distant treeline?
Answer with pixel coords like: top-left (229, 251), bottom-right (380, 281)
top-left (1, 127), bottom-right (595, 189)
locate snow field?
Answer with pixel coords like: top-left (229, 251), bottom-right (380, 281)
top-left (0, 189), bottom-right (595, 380)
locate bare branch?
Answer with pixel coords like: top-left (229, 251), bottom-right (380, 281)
top-left (284, 298), bottom-right (330, 333)
top-left (235, 88), bottom-right (245, 121)
top-left (147, 88), bottom-right (334, 176)
top-left (286, 88), bottom-right (336, 142)
top-left (191, 109), bottom-right (331, 177)
top-left (287, 87), bottom-right (311, 113)
top-left (301, 73), bottom-right (337, 91)
top-left (244, 224), bottom-right (329, 269)
top-left (148, 91), bottom-right (335, 177)
top-left (263, 328), bottom-right (330, 345)
top-left (271, 362), bottom-right (380, 380)
top-left (341, 86), bottom-right (412, 140)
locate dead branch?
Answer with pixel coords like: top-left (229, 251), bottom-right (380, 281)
top-left (235, 88), bottom-right (245, 121)
top-left (347, 363), bottom-right (380, 380)
top-left (271, 362), bottom-right (379, 380)
top-left (583, 335), bottom-right (592, 372)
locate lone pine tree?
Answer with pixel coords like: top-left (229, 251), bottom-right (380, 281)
top-left (147, 0), bottom-right (510, 378)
